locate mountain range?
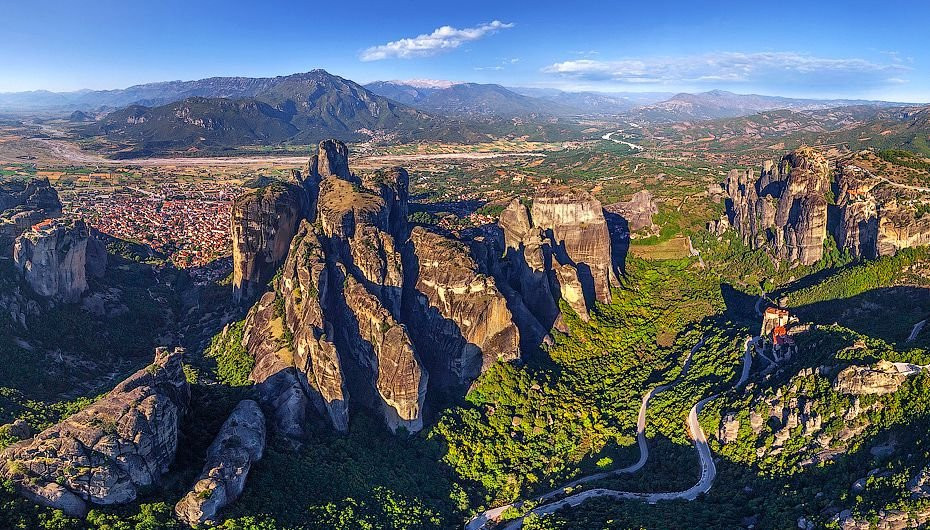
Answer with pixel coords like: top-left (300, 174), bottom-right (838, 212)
top-left (0, 70), bottom-right (922, 158)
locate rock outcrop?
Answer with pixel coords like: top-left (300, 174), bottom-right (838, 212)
top-left (0, 178), bottom-right (62, 250)
top-left (496, 189), bottom-right (616, 325)
top-left (278, 223), bottom-right (348, 431)
top-left (606, 189), bottom-right (659, 233)
top-left (409, 226), bottom-right (520, 385)
top-left (725, 147), bottom-right (830, 266)
top-left (724, 148), bottom-right (930, 264)
top-left (834, 360), bottom-right (914, 395)
top-left (175, 400), bottom-right (266, 526)
top-left (13, 218), bottom-right (100, 303)
top-left (834, 158), bottom-right (930, 258)
top-left (340, 272), bottom-right (427, 433)
top-left (231, 183), bottom-right (305, 304)
top-left (237, 140), bottom-right (616, 437)
top-left (0, 347), bottom-right (189, 516)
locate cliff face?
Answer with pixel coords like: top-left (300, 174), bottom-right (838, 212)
top-left (13, 219), bottom-right (96, 303)
top-left (835, 158), bottom-right (930, 258)
top-left (0, 178), bottom-right (62, 250)
top-left (341, 272), bottom-right (427, 433)
top-left (725, 147), bottom-right (830, 265)
top-left (496, 189), bottom-right (616, 326)
top-left (409, 226), bottom-right (520, 385)
top-left (725, 148), bottom-right (930, 265)
top-left (238, 140), bottom-right (616, 437)
top-left (231, 183), bottom-right (305, 304)
top-left (279, 223), bottom-right (348, 431)
top-left (0, 347), bottom-right (189, 516)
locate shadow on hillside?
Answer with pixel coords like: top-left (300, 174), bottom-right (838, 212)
top-left (792, 286), bottom-right (930, 347)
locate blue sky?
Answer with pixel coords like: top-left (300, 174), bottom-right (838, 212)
top-left (1, 0), bottom-right (928, 101)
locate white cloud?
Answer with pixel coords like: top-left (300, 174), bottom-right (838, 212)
top-left (361, 21), bottom-right (514, 61)
top-left (542, 52), bottom-right (911, 88)
top-left (474, 66), bottom-right (504, 71)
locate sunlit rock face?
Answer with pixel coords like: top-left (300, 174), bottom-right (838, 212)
top-left (231, 182), bottom-right (305, 305)
top-left (725, 147), bottom-right (830, 266)
top-left (834, 159), bottom-right (930, 258)
top-left (409, 226), bottom-right (520, 385)
top-left (0, 347), bottom-right (189, 517)
top-left (496, 188), bottom-right (616, 328)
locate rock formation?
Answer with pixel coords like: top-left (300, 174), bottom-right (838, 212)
top-left (834, 158), bottom-right (930, 258)
top-left (0, 178), bottom-right (62, 250)
top-left (723, 147), bottom-right (930, 264)
top-left (235, 140), bottom-right (618, 437)
top-left (0, 347), bottom-right (189, 516)
top-left (409, 226), bottom-right (520, 385)
top-left (725, 147), bottom-right (830, 266)
top-left (496, 189), bottom-right (616, 324)
top-left (834, 360), bottom-right (914, 395)
top-left (277, 223), bottom-right (348, 432)
top-left (231, 182), bottom-right (305, 304)
top-left (13, 218), bottom-right (103, 303)
top-left (340, 271), bottom-right (427, 433)
top-left (606, 189), bottom-right (659, 233)
top-left (175, 400), bottom-right (266, 526)
top-left (238, 140), bottom-right (429, 435)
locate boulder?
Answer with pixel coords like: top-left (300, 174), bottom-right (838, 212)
top-left (175, 400), bottom-right (266, 526)
top-left (0, 347), bottom-right (189, 516)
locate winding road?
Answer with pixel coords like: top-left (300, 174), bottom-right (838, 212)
top-left (467, 336), bottom-right (754, 529)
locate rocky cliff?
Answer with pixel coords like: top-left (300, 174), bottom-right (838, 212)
top-left (409, 226), bottom-right (520, 385)
top-left (238, 140), bottom-right (427, 434)
top-left (725, 147), bottom-right (830, 266)
top-left (231, 182), bottom-right (305, 304)
top-left (0, 347), bottom-right (189, 516)
top-left (13, 218), bottom-right (103, 303)
top-left (0, 178), bottom-right (62, 250)
top-left (496, 189), bottom-right (616, 325)
top-left (606, 189), bottom-right (659, 233)
top-left (236, 140), bottom-right (619, 437)
top-left (724, 147), bottom-right (930, 265)
top-left (834, 156), bottom-right (930, 258)
top-left (175, 399), bottom-right (266, 526)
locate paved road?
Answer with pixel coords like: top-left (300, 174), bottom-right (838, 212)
top-left (474, 337), bottom-right (753, 529)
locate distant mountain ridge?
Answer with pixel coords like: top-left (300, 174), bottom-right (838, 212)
top-left (81, 71), bottom-right (487, 157)
top-left (633, 89), bottom-right (910, 122)
top-left (364, 81), bottom-right (576, 117)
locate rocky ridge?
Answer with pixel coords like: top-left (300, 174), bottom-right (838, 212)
top-left (723, 146), bottom-right (930, 264)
